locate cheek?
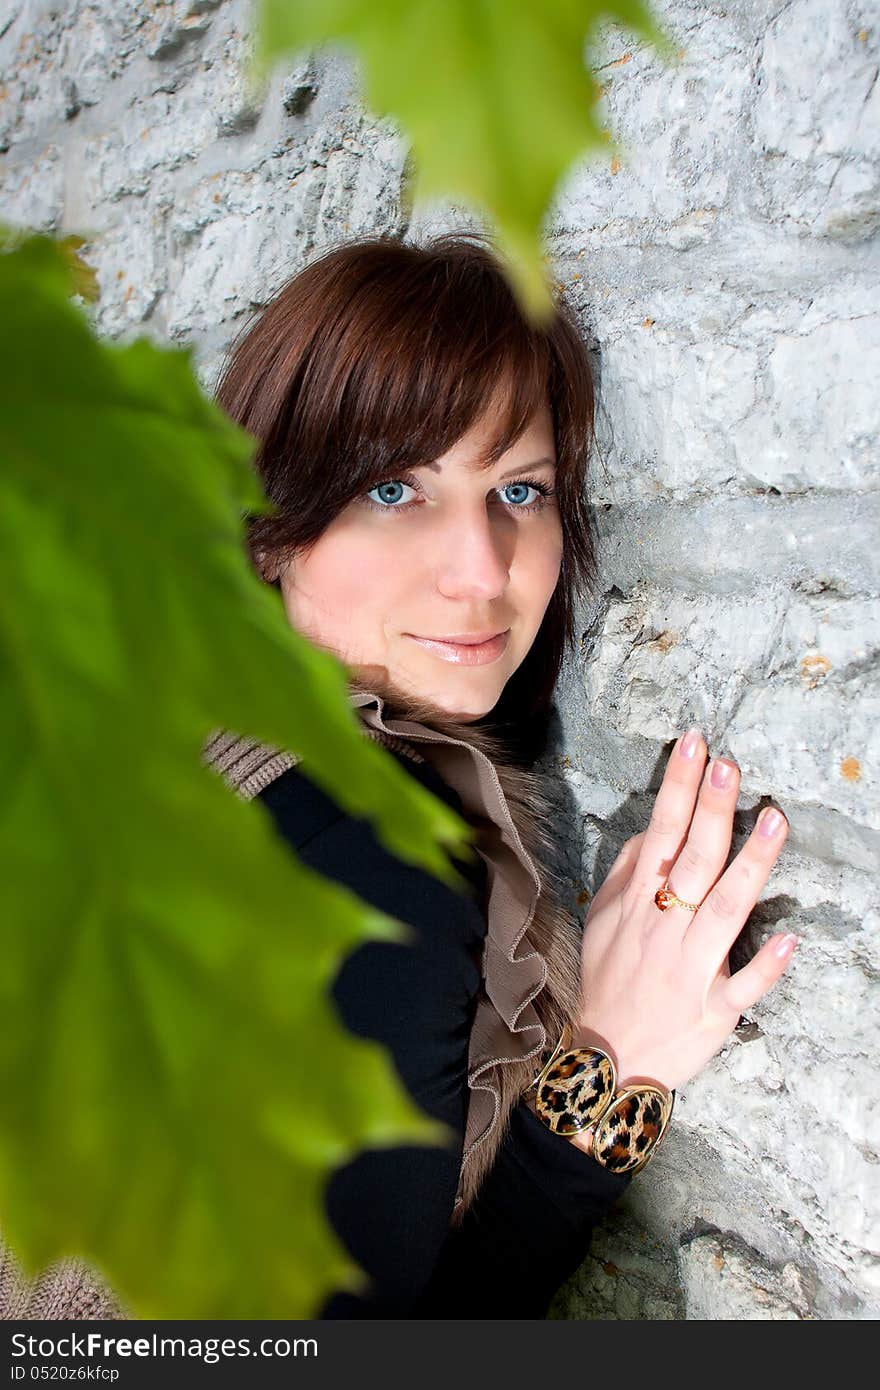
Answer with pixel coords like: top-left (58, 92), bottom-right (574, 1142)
top-left (518, 515), bottom-right (564, 599)
top-left (288, 525), bottom-right (402, 638)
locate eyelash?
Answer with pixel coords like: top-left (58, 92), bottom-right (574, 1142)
top-left (362, 471), bottom-right (556, 516)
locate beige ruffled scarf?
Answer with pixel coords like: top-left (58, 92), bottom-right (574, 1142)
top-left (0, 677), bottom-right (583, 1318)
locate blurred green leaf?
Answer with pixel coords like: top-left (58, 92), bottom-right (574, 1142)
top-left (57, 234), bottom-right (100, 303)
top-left (0, 231), bottom-right (477, 1318)
top-left (253, 0), bottom-right (680, 320)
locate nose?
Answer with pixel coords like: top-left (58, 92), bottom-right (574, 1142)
top-left (434, 506), bottom-right (511, 601)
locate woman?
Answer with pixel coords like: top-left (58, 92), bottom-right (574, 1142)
top-left (0, 230), bottom-right (795, 1321)
top-left (208, 230), bottom-right (796, 1318)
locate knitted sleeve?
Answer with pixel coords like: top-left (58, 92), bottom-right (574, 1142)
top-left (0, 1234), bottom-right (128, 1320)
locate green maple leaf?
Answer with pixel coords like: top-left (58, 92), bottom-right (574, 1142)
top-left (252, 0), bottom-right (680, 320)
top-left (0, 232), bottom-right (477, 1318)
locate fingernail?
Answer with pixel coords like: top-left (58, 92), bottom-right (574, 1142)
top-left (759, 808), bottom-right (785, 837)
top-left (774, 933), bottom-right (798, 957)
top-left (679, 727), bottom-right (702, 759)
top-left (710, 758), bottom-right (735, 789)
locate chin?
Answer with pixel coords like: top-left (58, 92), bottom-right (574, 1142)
top-left (422, 681), bottom-right (505, 724)
top-left (353, 657), bottom-right (507, 725)
top-left (437, 707), bottom-right (481, 724)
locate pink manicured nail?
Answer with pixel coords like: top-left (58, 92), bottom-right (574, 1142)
top-left (679, 728), bottom-right (702, 758)
top-left (710, 759), bottom-right (735, 789)
top-left (759, 808), bottom-right (785, 837)
top-left (774, 933), bottom-right (798, 957)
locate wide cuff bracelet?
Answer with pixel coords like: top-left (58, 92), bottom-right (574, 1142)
top-left (522, 1021), bottom-right (675, 1175)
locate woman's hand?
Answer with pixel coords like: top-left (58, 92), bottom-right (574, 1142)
top-left (574, 728), bottom-right (796, 1094)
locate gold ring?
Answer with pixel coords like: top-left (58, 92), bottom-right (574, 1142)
top-left (654, 881), bottom-right (702, 914)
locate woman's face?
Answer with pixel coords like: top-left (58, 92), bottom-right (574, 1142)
top-left (276, 401), bottom-right (563, 721)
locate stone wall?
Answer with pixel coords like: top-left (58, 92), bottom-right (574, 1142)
top-left (2, 0), bottom-right (877, 1319)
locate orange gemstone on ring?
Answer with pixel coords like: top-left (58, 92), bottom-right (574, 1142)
top-left (655, 888), bottom-right (674, 910)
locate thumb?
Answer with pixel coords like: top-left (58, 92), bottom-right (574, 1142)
top-left (586, 831), bottom-right (646, 919)
top-left (722, 933), bottom-right (798, 1014)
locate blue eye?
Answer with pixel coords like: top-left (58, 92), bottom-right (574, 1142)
top-left (365, 479), bottom-right (419, 509)
top-left (363, 472), bottom-right (555, 515)
top-left (501, 481), bottom-right (542, 507)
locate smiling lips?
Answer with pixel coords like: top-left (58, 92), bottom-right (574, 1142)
top-left (405, 630), bottom-right (511, 665)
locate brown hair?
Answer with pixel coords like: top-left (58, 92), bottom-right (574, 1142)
top-left (214, 229), bottom-right (598, 758)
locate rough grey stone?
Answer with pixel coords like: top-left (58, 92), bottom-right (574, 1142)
top-left (679, 1234), bottom-right (808, 1319)
top-left (751, 0), bottom-right (879, 242)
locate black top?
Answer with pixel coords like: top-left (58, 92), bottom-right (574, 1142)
top-left (257, 743), bottom-right (633, 1318)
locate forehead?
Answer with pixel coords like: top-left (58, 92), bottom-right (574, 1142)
top-left (423, 401), bottom-right (556, 474)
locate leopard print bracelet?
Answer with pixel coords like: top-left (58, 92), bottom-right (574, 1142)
top-left (523, 1021), bottom-right (675, 1175)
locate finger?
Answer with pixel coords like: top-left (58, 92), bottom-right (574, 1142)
top-left (586, 832), bottom-right (646, 918)
top-left (721, 931), bottom-right (798, 1014)
top-left (659, 755), bottom-right (741, 910)
top-left (686, 805), bottom-right (790, 970)
top-left (628, 729), bottom-right (708, 901)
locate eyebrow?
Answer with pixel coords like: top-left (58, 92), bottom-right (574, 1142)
top-left (418, 455), bottom-right (557, 483)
